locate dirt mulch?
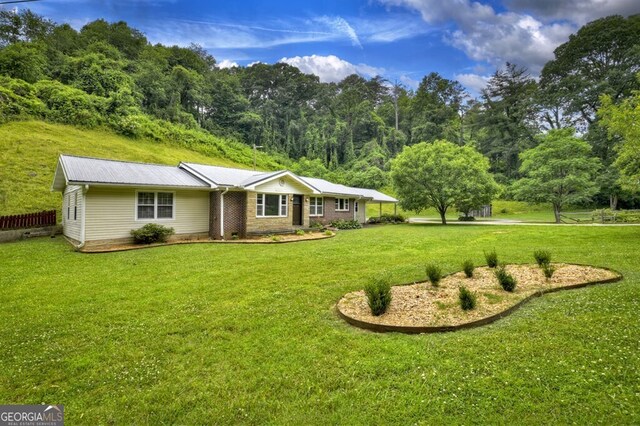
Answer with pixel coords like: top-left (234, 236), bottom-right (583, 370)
top-left (337, 264), bottom-right (621, 329)
top-left (80, 231), bottom-right (334, 253)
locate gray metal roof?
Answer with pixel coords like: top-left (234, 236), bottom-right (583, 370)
top-left (53, 155), bottom-right (210, 190)
top-left (300, 177), bottom-right (398, 203)
top-left (179, 162), bottom-right (272, 187)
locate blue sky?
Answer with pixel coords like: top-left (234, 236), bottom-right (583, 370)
top-left (17, 0), bottom-right (640, 94)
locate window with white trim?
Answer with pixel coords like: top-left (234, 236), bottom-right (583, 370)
top-left (335, 198), bottom-right (349, 211)
top-left (310, 197), bottom-right (323, 216)
top-left (74, 192), bottom-right (78, 220)
top-left (136, 191), bottom-right (174, 220)
top-left (256, 193), bottom-right (288, 217)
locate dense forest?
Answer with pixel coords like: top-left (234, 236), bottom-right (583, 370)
top-left (1, 10), bottom-right (639, 207)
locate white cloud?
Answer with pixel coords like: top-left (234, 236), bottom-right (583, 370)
top-left (454, 73), bottom-right (490, 95)
top-left (377, 0), bottom-right (578, 74)
top-left (279, 55), bottom-right (384, 83)
top-left (216, 59), bottom-right (239, 69)
top-left (315, 16), bottom-right (361, 48)
top-left (399, 75), bottom-right (420, 89)
top-left (504, 0), bottom-right (639, 25)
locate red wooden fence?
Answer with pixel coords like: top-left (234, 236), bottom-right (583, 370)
top-left (0, 210), bottom-right (57, 230)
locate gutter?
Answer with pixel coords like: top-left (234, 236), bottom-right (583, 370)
top-left (220, 187), bottom-right (230, 239)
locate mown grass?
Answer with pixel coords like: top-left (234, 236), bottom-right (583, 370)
top-left (0, 120), bottom-right (281, 216)
top-left (1, 225), bottom-right (639, 424)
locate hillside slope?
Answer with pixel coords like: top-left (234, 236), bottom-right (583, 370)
top-left (0, 120), bottom-right (282, 215)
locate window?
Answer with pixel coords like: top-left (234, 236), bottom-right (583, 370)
top-left (257, 193), bottom-right (288, 217)
top-left (66, 194), bottom-right (70, 220)
top-left (310, 197), bottom-right (323, 216)
top-left (335, 198), bottom-right (349, 211)
top-left (74, 192), bottom-right (78, 220)
top-left (136, 191), bottom-right (174, 220)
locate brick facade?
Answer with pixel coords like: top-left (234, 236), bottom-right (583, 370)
top-left (245, 191), bottom-right (310, 235)
top-left (209, 190), bottom-right (246, 239)
top-left (310, 196), bottom-right (357, 225)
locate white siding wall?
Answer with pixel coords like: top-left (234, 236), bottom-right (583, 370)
top-left (84, 187), bottom-right (210, 242)
top-left (62, 185), bottom-right (83, 242)
top-left (254, 177), bottom-right (311, 194)
top-left (356, 201), bottom-right (366, 224)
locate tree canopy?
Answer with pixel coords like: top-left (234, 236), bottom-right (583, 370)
top-left (513, 129), bottom-right (601, 223)
top-left (390, 140), bottom-right (498, 224)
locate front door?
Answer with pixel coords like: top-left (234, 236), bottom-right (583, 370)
top-left (292, 195), bottom-right (303, 226)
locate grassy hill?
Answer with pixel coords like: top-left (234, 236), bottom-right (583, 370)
top-left (0, 120), bottom-right (283, 216)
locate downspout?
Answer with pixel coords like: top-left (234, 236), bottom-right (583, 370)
top-left (220, 187), bottom-right (229, 240)
top-left (79, 184), bottom-right (89, 249)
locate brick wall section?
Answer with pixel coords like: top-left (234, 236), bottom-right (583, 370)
top-left (223, 191), bottom-right (246, 239)
top-left (311, 197), bottom-right (355, 225)
top-left (245, 191), bottom-right (309, 235)
top-left (209, 191), bottom-right (246, 239)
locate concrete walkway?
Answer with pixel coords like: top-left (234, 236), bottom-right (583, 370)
top-left (408, 218), bottom-right (640, 226)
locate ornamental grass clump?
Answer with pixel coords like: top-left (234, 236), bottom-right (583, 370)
top-left (425, 264), bottom-right (442, 287)
top-left (542, 263), bottom-right (556, 279)
top-left (534, 250), bottom-right (552, 267)
top-left (459, 286), bottom-right (477, 311)
top-left (462, 259), bottom-right (474, 278)
top-left (365, 275), bottom-right (392, 316)
top-left (495, 266), bottom-right (517, 292)
top-left (484, 249), bottom-right (499, 268)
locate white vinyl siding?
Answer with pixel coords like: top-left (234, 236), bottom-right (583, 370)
top-left (310, 197), bottom-right (323, 216)
top-left (335, 198), bottom-right (349, 211)
top-left (62, 185), bottom-right (83, 242)
top-left (256, 193), bottom-right (288, 217)
top-left (84, 187), bottom-right (209, 241)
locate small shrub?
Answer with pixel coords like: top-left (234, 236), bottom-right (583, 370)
top-left (324, 230), bottom-right (333, 236)
top-left (130, 223), bottom-right (174, 244)
top-left (459, 286), bottom-right (477, 310)
top-left (295, 229), bottom-right (305, 236)
top-left (364, 275), bottom-right (392, 316)
top-left (533, 249), bottom-right (552, 266)
top-left (271, 235), bottom-right (282, 242)
top-left (330, 219), bottom-right (362, 229)
top-left (542, 263), bottom-right (555, 279)
top-left (462, 260), bottom-right (474, 278)
top-left (484, 249), bottom-right (499, 268)
top-left (458, 215), bottom-right (476, 221)
top-left (425, 264), bottom-right (442, 287)
top-left (310, 220), bottom-right (324, 230)
top-left (495, 266), bottom-right (517, 292)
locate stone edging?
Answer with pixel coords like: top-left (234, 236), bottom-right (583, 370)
top-left (336, 264), bottom-right (623, 334)
top-left (80, 232), bottom-right (335, 253)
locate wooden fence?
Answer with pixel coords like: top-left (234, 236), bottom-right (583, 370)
top-left (0, 210), bottom-right (57, 230)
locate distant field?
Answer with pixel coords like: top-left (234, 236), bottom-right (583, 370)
top-left (1, 225), bottom-right (639, 424)
top-left (0, 120), bottom-right (278, 216)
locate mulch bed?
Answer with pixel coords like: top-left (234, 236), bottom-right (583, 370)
top-left (337, 264), bottom-right (622, 333)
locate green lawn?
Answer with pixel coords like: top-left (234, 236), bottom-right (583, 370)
top-left (1, 225), bottom-right (639, 424)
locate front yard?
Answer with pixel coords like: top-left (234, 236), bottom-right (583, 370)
top-left (1, 225), bottom-right (639, 424)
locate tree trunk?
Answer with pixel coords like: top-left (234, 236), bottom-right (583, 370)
top-left (553, 204), bottom-right (562, 224)
top-left (610, 194), bottom-right (618, 211)
top-left (438, 208), bottom-right (447, 225)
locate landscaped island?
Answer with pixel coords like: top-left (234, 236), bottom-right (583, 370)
top-left (337, 263), bottom-right (622, 333)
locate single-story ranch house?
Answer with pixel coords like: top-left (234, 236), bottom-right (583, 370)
top-left (51, 155), bottom-right (397, 247)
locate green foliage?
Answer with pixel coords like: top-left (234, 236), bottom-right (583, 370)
top-left (458, 286), bottom-right (477, 311)
top-left (484, 250), bottom-right (499, 268)
top-left (364, 274), bottom-right (392, 316)
top-left (323, 230), bottom-right (333, 236)
top-left (367, 213), bottom-right (405, 224)
top-left (271, 235), bottom-right (282, 242)
top-left (592, 209), bottom-right (640, 223)
top-left (462, 260), bottom-right (474, 278)
top-left (425, 263), bottom-right (442, 287)
top-left (34, 79), bottom-right (107, 127)
top-left (130, 223), bottom-right (174, 244)
top-left (0, 42), bottom-right (47, 83)
top-left (542, 263), bottom-right (556, 280)
top-left (390, 140), bottom-right (498, 224)
top-left (330, 219), bottom-right (362, 230)
top-left (495, 266), bottom-right (517, 292)
top-left (513, 128), bottom-right (602, 223)
top-left (533, 250), bottom-right (552, 267)
top-left (295, 229), bottom-right (305, 236)
top-left (599, 87), bottom-right (640, 193)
